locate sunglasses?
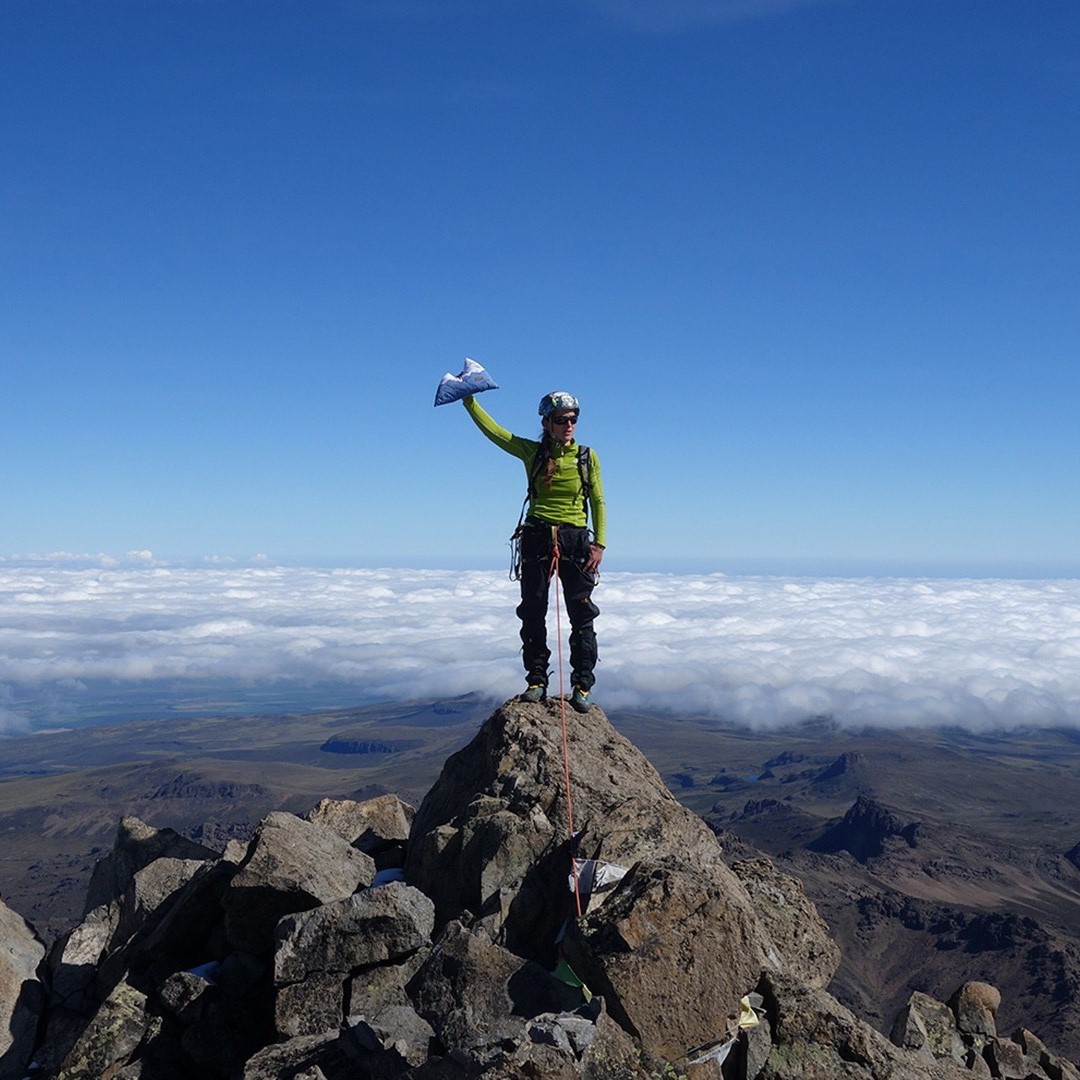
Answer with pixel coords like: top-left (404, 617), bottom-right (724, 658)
top-left (550, 414), bottom-right (579, 426)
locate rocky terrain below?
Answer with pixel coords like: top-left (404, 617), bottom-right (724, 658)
top-left (2, 698), bottom-right (1080, 1078)
top-left (690, 727), bottom-right (1080, 1062)
top-left (3, 697), bottom-right (1080, 1076)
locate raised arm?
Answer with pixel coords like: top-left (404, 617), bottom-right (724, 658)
top-left (462, 395), bottom-right (535, 464)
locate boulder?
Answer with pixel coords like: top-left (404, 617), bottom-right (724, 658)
top-left (223, 811), bottom-right (375, 955)
top-left (563, 855), bottom-right (772, 1062)
top-left (0, 897), bottom-right (46, 1080)
top-left (47, 903), bottom-right (118, 1009)
top-left (982, 1036), bottom-right (1026, 1079)
top-left (275, 881), bottom-right (434, 985)
top-left (240, 1031), bottom-right (343, 1080)
top-left (158, 968), bottom-right (215, 1026)
top-left (510, 1000), bottom-right (640, 1080)
top-left (53, 980), bottom-right (150, 1080)
top-left (347, 1003), bottom-right (434, 1069)
top-left (112, 855), bottom-right (220, 957)
top-left (347, 947), bottom-right (429, 1017)
top-left (306, 794), bottom-right (415, 859)
top-left (119, 858), bottom-right (238, 984)
top-left (889, 998), bottom-right (935, 1061)
top-left (890, 990), bottom-right (967, 1064)
top-left (273, 881), bottom-right (434, 1038)
top-left (84, 816), bottom-right (218, 914)
top-left (407, 918), bottom-right (577, 1069)
top-left (950, 980), bottom-right (1000, 1037)
top-left (274, 970), bottom-right (346, 1040)
top-left (37, 904), bottom-right (123, 1074)
top-left (174, 952), bottom-right (272, 1074)
top-left (41, 856), bottom-right (241, 1074)
top-left (1013, 1027), bottom-right (1080, 1080)
top-left (406, 699), bottom-right (736, 964)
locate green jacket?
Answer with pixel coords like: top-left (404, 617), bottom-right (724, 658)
top-left (464, 396), bottom-right (607, 547)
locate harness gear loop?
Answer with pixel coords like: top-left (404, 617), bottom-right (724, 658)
top-left (550, 524), bottom-right (583, 917)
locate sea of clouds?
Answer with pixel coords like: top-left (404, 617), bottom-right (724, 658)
top-left (2, 562), bottom-right (1080, 735)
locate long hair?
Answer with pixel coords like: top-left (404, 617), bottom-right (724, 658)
top-left (536, 429), bottom-right (558, 487)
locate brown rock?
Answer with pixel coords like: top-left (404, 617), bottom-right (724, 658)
top-left (406, 699), bottom-right (743, 965)
top-left (564, 855), bottom-right (771, 1062)
top-left (951, 980), bottom-right (1000, 1038)
top-left (730, 857), bottom-right (841, 989)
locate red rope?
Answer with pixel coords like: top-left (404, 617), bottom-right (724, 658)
top-left (550, 526), bottom-right (583, 918)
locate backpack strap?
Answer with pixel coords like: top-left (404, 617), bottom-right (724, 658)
top-left (577, 445), bottom-right (591, 516)
top-left (526, 441), bottom-right (550, 505)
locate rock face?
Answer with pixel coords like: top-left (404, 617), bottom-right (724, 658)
top-left (406, 698), bottom-right (754, 958)
top-left (7, 697), bottom-right (1079, 1079)
top-left (729, 857), bottom-right (841, 990)
top-left (0, 896), bottom-right (46, 1080)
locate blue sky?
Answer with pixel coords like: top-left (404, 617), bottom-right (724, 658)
top-left (4, 0), bottom-right (1078, 574)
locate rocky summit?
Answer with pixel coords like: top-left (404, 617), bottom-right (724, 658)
top-left (1, 697), bottom-right (1077, 1079)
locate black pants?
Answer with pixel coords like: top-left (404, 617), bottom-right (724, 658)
top-left (516, 522), bottom-right (599, 691)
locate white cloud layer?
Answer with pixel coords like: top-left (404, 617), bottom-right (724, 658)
top-left (2, 566), bottom-right (1079, 734)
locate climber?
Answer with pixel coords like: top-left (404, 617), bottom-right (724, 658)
top-left (461, 389), bottom-right (607, 713)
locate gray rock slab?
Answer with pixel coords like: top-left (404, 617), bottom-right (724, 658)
top-left (223, 811), bottom-right (375, 955)
top-left (274, 881), bottom-right (434, 985)
top-left (0, 897), bottom-right (46, 1080)
top-left (84, 816), bottom-right (217, 914)
top-left (306, 794), bottom-right (415, 852)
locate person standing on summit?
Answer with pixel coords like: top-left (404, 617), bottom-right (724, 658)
top-left (462, 391), bottom-right (606, 713)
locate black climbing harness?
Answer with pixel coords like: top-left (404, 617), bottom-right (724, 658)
top-left (508, 442), bottom-right (593, 580)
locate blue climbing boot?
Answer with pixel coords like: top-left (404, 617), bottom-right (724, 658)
top-left (570, 686), bottom-right (592, 713)
top-left (521, 684), bottom-right (547, 703)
